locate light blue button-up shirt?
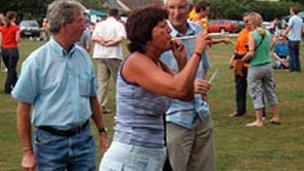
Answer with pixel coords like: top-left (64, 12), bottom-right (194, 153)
top-left (161, 20), bottom-right (210, 129)
top-left (12, 38), bottom-right (98, 129)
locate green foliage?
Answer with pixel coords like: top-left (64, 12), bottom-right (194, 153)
top-left (0, 0), bottom-right (303, 22)
top-left (78, 0), bottom-right (108, 11)
top-left (205, 0), bottom-right (304, 20)
top-left (0, 0), bottom-right (106, 24)
top-left (0, 0), bottom-right (52, 23)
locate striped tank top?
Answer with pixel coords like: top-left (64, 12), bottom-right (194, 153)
top-left (113, 62), bottom-right (170, 149)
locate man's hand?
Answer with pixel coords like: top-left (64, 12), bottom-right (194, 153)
top-left (194, 79), bottom-right (211, 101)
top-left (194, 79), bottom-right (210, 94)
top-left (89, 97), bottom-right (109, 153)
top-left (94, 37), bottom-right (109, 46)
top-left (98, 38), bottom-right (108, 46)
top-left (99, 132), bottom-right (109, 153)
top-left (17, 102), bottom-right (35, 171)
top-left (21, 150), bottom-right (36, 171)
top-left (223, 38), bottom-right (235, 45)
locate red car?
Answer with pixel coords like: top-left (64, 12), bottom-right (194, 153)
top-left (208, 19), bottom-right (240, 33)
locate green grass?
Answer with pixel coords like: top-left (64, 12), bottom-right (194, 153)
top-left (0, 39), bottom-right (304, 170)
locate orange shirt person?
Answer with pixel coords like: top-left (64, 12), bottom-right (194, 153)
top-left (229, 13), bottom-right (252, 117)
top-left (235, 27), bottom-right (252, 55)
top-left (230, 15), bottom-right (253, 71)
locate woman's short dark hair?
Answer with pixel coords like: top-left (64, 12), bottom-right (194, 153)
top-left (126, 5), bottom-right (168, 53)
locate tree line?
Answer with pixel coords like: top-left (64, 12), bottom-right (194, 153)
top-left (0, 0), bottom-right (105, 24)
top-left (205, 0), bottom-right (304, 21)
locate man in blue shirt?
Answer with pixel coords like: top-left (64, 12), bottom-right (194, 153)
top-left (272, 35), bottom-right (289, 69)
top-left (162, 0), bottom-right (215, 170)
top-left (283, 6), bottom-right (304, 72)
top-left (12, 1), bottom-right (108, 170)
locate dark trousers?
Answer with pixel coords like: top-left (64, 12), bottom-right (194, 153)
top-left (288, 40), bottom-right (301, 72)
top-left (1, 48), bottom-right (19, 93)
top-left (235, 67), bottom-right (266, 116)
top-left (235, 67), bottom-right (248, 115)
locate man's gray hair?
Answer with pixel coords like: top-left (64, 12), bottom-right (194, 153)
top-left (47, 0), bottom-right (86, 33)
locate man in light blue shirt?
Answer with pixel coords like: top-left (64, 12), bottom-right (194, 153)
top-left (283, 6), bottom-right (304, 72)
top-left (162, 21), bottom-right (210, 129)
top-left (161, 0), bottom-right (215, 170)
top-left (12, 1), bottom-right (108, 170)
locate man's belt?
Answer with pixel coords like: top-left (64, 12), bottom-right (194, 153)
top-left (38, 120), bottom-right (89, 136)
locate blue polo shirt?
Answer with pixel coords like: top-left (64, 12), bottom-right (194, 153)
top-left (161, 20), bottom-right (211, 129)
top-left (12, 38), bottom-right (98, 130)
top-left (274, 42), bottom-right (288, 57)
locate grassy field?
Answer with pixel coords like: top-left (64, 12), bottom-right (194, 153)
top-left (0, 39), bottom-right (303, 170)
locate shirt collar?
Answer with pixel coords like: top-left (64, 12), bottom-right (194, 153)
top-left (106, 17), bottom-right (117, 21)
top-left (245, 27), bottom-right (253, 32)
top-left (49, 37), bottom-right (76, 58)
top-left (166, 20), bottom-right (196, 37)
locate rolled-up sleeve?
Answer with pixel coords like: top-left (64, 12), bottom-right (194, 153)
top-left (118, 23), bottom-right (126, 39)
top-left (88, 60), bottom-right (98, 97)
top-left (12, 58), bottom-right (40, 104)
top-left (90, 73), bottom-right (98, 97)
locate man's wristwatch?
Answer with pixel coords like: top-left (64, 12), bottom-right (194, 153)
top-left (98, 126), bottom-right (107, 134)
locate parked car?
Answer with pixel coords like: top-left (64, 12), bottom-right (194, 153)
top-left (233, 20), bottom-right (244, 31)
top-left (208, 19), bottom-right (240, 33)
top-left (19, 20), bottom-right (41, 38)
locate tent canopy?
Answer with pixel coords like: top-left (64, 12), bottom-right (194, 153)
top-left (86, 9), bottom-right (107, 17)
top-left (102, 0), bottom-right (163, 14)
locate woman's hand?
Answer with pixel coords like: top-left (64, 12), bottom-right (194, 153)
top-left (172, 40), bottom-right (187, 70)
top-left (193, 32), bottom-right (211, 54)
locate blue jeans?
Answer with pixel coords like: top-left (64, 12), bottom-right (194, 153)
top-left (288, 40), bottom-right (301, 72)
top-left (34, 124), bottom-right (96, 171)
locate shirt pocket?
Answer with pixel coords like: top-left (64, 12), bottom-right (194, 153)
top-left (78, 73), bottom-right (91, 97)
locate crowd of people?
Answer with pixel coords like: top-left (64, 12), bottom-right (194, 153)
top-left (0, 0), bottom-right (303, 170)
